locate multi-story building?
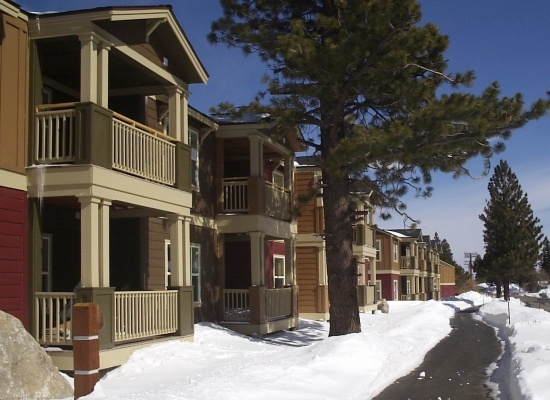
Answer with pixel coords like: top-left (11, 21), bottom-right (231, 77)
top-left (375, 228), bottom-right (442, 301)
top-left (294, 159), bottom-right (378, 320)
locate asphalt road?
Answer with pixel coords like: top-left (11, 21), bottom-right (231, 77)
top-left (372, 311), bottom-right (501, 400)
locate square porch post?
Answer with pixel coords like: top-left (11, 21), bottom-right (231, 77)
top-left (168, 214), bottom-right (194, 336)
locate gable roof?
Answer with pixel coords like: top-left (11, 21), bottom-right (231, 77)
top-left (27, 5), bottom-right (208, 85)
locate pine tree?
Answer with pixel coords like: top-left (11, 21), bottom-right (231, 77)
top-left (540, 237), bottom-right (550, 277)
top-left (209, 0), bottom-right (550, 335)
top-left (479, 160), bottom-right (543, 300)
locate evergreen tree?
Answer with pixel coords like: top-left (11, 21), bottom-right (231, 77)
top-left (479, 160), bottom-right (543, 300)
top-left (209, 0), bottom-right (550, 335)
top-left (540, 237), bottom-right (550, 277)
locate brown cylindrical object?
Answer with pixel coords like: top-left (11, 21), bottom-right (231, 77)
top-left (72, 303), bottom-right (101, 399)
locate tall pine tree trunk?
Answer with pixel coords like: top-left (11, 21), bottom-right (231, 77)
top-left (495, 278), bottom-right (502, 298)
top-left (503, 279), bottom-right (510, 301)
top-left (322, 168), bottom-right (361, 336)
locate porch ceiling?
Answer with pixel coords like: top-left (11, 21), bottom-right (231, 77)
top-left (224, 138), bottom-right (288, 161)
top-left (36, 36), bottom-right (172, 101)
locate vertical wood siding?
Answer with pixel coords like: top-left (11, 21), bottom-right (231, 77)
top-left (296, 246), bottom-right (319, 312)
top-left (0, 12), bottom-right (28, 173)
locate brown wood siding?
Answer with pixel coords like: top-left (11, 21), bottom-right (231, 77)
top-left (145, 218), bottom-right (170, 290)
top-left (296, 246), bottom-right (319, 312)
top-left (0, 187), bottom-right (28, 326)
top-left (295, 171), bottom-right (318, 234)
top-left (192, 128), bottom-right (217, 218)
top-left (190, 225), bottom-right (219, 323)
top-left (0, 12), bottom-right (28, 174)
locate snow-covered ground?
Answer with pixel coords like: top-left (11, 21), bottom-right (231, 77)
top-left (65, 291), bottom-right (550, 400)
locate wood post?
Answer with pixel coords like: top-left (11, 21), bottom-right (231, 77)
top-left (73, 303), bottom-right (101, 399)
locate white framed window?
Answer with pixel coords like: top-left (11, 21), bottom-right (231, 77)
top-left (393, 280), bottom-right (399, 300)
top-left (406, 280), bottom-right (411, 295)
top-left (42, 234), bottom-right (52, 291)
top-left (189, 129), bottom-right (199, 188)
top-left (375, 280), bottom-right (382, 302)
top-left (165, 240), bottom-right (171, 288)
top-left (375, 240), bottom-right (381, 261)
top-left (191, 243), bottom-right (201, 303)
top-left (393, 241), bottom-right (398, 261)
top-left (272, 169), bottom-right (284, 188)
top-left (273, 255), bottom-right (285, 288)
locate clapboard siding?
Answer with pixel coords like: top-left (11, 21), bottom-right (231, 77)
top-left (296, 247), bottom-right (319, 312)
top-left (0, 187), bottom-right (28, 326)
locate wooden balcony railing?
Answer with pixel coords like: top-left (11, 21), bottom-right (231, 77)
top-left (223, 289), bottom-right (250, 322)
top-left (221, 177), bottom-right (291, 220)
top-left (264, 182), bottom-right (291, 220)
top-left (112, 115), bottom-right (176, 186)
top-left (34, 292), bottom-right (76, 346)
top-left (266, 288), bottom-right (292, 320)
top-left (34, 103), bottom-right (178, 187)
top-left (114, 291), bottom-right (178, 342)
top-left (34, 290), bottom-right (179, 346)
top-left (222, 178), bottom-right (249, 213)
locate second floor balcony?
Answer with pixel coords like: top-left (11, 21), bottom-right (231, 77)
top-left (34, 102), bottom-right (192, 191)
top-left (221, 176), bottom-right (291, 221)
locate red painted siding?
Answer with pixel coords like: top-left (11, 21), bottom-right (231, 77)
top-left (440, 284), bottom-right (456, 298)
top-left (0, 186), bottom-right (28, 327)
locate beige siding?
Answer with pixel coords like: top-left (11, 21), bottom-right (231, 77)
top-left (440, 262), bottom-right (456, 285)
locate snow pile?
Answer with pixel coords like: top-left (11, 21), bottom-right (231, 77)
top-left (477, 296), bottom-right (550, 400)
top-left (80, 301), bottom-right (453, 400)
top-left (65, 292), bottom-right (550, 400)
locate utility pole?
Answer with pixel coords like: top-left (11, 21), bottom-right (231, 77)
top-left (464, 252), bottom-right (478, 281)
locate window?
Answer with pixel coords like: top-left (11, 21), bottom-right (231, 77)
top-left (406, 280), bottom-right (411, 295)
top-left (375, 240), bottom-right (381, 261)
top-left (165, 240), bottom-right (171, 288)
top-left (274, 256), bottom-right (285, 288)
top-left (272, 169), bottom-right (284, 188)
top-left (393, 241), bottom-right (398, 261)
top-left (42, 234), bottom-right (52, 291)
top-left (189, 129), bottom-right (199, 188)
top-left (191, 243), bottom-right (201, 303)
top-left (393, 280), bottom-right (399, 300)
top-left (375, 280), bottom-right (382, 302)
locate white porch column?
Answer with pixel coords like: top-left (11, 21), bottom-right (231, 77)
top-left (368, 256), bottom-right (376, 285)
top-left (182, 89), bottom-right (189, 145)
top-left (79, 33), bottom-right (99, 103)
top-left (79, 196), bottom-right (101, 287)
top-left (168, 86), bottom-right (183, 141)
top-left (284, 155), bottom-right (294, 191)
top-left (97, 41), bottom-right (110, 108)
top-left (285, 235), bottom-right (296, 285)
top-left (357, 258), bottom-right (365, 286)
top-left (183, 216), bottom-right (191, 286)
top-left (318, 245), bottom-right (327, 286)
top-left (250, 231), bottom-right (265, 286)
top-left (99, 199), bottom-right (111, 287)
top-left (168, 214), bottom-right (184, 287)
top-left (249, 136), bottom-right (263, 177)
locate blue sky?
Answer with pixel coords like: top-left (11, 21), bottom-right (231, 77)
top-left (20, 0), bottom-right (550, 268)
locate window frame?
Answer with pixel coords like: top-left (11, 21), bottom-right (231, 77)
top-left (191, 243), bottom-right (201, 303)
top-left (273, 255), bottom-right (285, 288)
top-left (189, 129), bottom-right (199, 189)
top-left (375, 240), bottom-right (381, 261)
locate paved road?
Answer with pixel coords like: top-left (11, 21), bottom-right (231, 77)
top-left (372, 311), bottom-right (501, 400)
